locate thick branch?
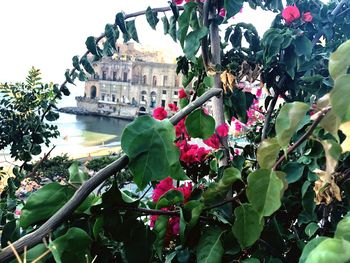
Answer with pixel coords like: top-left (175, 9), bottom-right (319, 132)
top-left (272, 106), bottom-right (331, 170)
top-left (0, 88), bottom-right (222, 263)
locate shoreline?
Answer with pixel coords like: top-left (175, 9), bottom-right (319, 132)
top-left (58, 107), bottom-right (136, 121)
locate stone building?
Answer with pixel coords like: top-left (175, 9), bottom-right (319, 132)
top-left (76, 43), bottom-right (182, 118)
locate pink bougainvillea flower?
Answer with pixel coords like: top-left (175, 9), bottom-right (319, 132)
top-left (282, 5), bottom-right (300, 24)
top-left (234, 121), bottom-right (243, 132)
top-left (153, 107), bottom-right (168, 120)
top-left (256, 88), bottom-right (262, 98)
top-left (152, 177), bottom-right (174, 202)
top-left (178, 88), bottom-right (187, 99)
top-left (203, 133), bottom-right (220, 149)
top-left (168, 103), bottom-right (179, 112)
top-left (303, 12), bottom-right (313, 22)
top-left (219, 8), bottom-right (226, 17)
top-left (174, 0), bottom-right (183, 5)
top-left (216, 123), bottom-right (229, 137)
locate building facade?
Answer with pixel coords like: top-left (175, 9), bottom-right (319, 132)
top-left (76, 43), bottom-right (182, 118)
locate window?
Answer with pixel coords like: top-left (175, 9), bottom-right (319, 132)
top-left (112, 94), bottom-right (116, 102)
top-left (161, 100), bottom-right (166, 107)
top-left (113, 72), bottom-right (117, 81)
top-left (153, 76), bottom-right (157, 86)
top-left (93, 74), bottom-right (99, 80)
top-left (143, 75), bottom-right (147, 84)
top-left (174, 101), bottom-right (178, 106)
top-left (162, 90), bottom-right (167, 95)
top-left (101, 93), bottom-right (105, 101)
top-left (123, 72), bottom-right (128, 82)
top-left (90, 86), bottom-right (97, 99)
top-left (174, 91), bottom-right (178, 96)
top-left (102, 71), bottom-right (107, 80)
top-left (163, 76), bottom-right (168, 86)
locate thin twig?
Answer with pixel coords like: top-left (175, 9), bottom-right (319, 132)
top-left (25, 145), bottom-right (56, 178)
top-left (261, 93), bottom-right (278, 140)
top-left (203, 188), bottom-right (246, 211)
top-left (272, 106), bottom-right (331, 170)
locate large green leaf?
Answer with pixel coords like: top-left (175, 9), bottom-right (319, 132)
top-left (257, 138), bottom-right (280, 169)
top-left (169, 16), bottom-right (177, 42)
top-left (68, 162), bottom-right (89, 186)
top-left (156, 189), bottom-right (184, 209)
top-left (146, 6), bottom-right (159, 30)
top-left (180, 200), bottom-right (204, 244)
top-left (246, 169), bottom-right (284, 217)
top-left (329, 39), bottom-right (350, 80)
top-left (232, 204), bottom-right (264, 249)
top-left (177, 2), bottom-right (197, 48)
top-left (183, 27), bottom-right (208, 60)
top-left (304, 238), bottom-right (350, 263)
top-left (282, 162), bottom-right (304, 184)
top-left (196, 228), bottom-right (225, 263)
top-left (321, 139), bottom-right (342, 175)
top-left (121, 116), bottom-right (187, 189)
top-left (11, 244), bottom-right (50, 263)
top-left (293, 36), bottom-right (312, 59)
top-left (299, 237), bottom-right (328, 263)
top-left (335, 213), bottom-right (350, 242)
top-left (275, 102), bottom-right (309, 151)
top-left (185, 108), bottom-right (215, 139)
top-left (85, 36), bottom-right (101, 57)
top-left (49, 228), bottom-right (92, 263)
top-left (202, 167), bottom-right (241, 205)
top-left (161, 16), bottom-right (169, 34)
top-left (330, 74), bottom-right (350, 123)
top-left (126, 20), bottom-right (139, 42)
top-left (224, 0), bottom-right (244, 19)
top-left (20, 183), bottom-right (75, 228)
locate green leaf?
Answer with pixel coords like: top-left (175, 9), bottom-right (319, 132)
top-left (12, 244), bottom-right (50, 263)
top-left (179, 98), bottom-right (189, 109)
top-left (275, 102), bottom-right (309, 151)
top-left (180, 200), bottom-right (204, 243)
top-left (153, 215), bottom-right (168, 258)
top-left (121, 116), bottom-right (186, 189)
top-left (329, 39), bottom-right (350, 80)
top-left (161, 16), bottom-right (169, 34)
top-left (282, 162), bottom-right (304, 184)
top-left (183, 27), bottom-right (208, 60)
top-left (146, 6), bottom-right (159, 30)
top-left (203, 76), bottom-right (214, 88)
top-left (202, 167), bottom-right (241, 205)
top-left (257, 138), bottom-right (280, 169)
top-left (189, 8), bottom-right (200, 31)
top-left (105, 23), bottom-right (119, 50)
top-left (321, 139), bottom-right (342, 175)
top-left (224, 0), bottom-right (244, 19)
top-left (60, 85), bottom-right (70, 96)
top-left (177, 2), bottom-right (197, 47)
top-left (126, 20), bottom-right (139, 42)
top-left (185, 108), bottom-right (215, 139)
top-left (335, 213), bottom-right (350, 242)
top-left (49, 228), bottom-right (92, 263)
top-left (64, 69), bottom-right (75, 85)
top-left (20, 183), bottom-right (75, 228)
top-left (72, 56), bottom-right (81, 71)
top-left (293, 36), bottom-right (312, 59)
top-left (169, 16), bottom-right (177, 42)
top-left (68, 162), bottom-right (89, 186)
top-left (1, 220), bottom-right (20, 248)
top-left (156, 189), bottom-right (184, 209)
top-left (196, 228), bottom-right (225, 263)
top-left (304, 238), bottom-right (350, 263)
top-left (305, 222), bottom-right (319, 237)
top-left (85, 36), bottom-right (101, 57)
top-left (232, 204), bottom-right (264, 249)
top-left (299, 237), bottom-right (328, 263)
top-left (115, 12), bottom-right (127, 34)
top-left (80, 56), bottom-right (95, 75)
top-left (246, 169), bottom-right (284, 217)
top-left (330, 74), bottom-right (350, 123)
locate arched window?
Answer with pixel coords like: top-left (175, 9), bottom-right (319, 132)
top-left (152, 76), bottom-right (157, 86)
top-left (143, 75), bottom-right (147, 85)
top-left (90, 86), bottom-right (97, 99)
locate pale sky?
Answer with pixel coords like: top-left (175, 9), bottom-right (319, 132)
top-left (0, 0), bottom-right (275, 86)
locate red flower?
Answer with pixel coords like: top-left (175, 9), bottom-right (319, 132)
top-left (303, 12), bottom-right (313, 22)
top-left (152, 177), bottom-right (174, 202)
top-left (216, 123), bottom-right (229, 137)
top-left (178, 88), bottom-right (187, 99)
top-left (153, 107), bottom-right (168, 120)
top-left (219, 8), bottom-right (226, 17)
top-left (168, 103), bottom-right (179, 112)
top-left (174, 0), bottom-right (183, 5)
top-left (282, 5), bottom-right (300, 24)
top-left (203, 134), bottom-right (220, 149)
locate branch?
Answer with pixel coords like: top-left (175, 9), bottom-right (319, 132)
top-left (0, 88), bottom-right (222, 263)
top-left (272, 106), bottom-right (331, 170)
top-left (25, 145), bottom-right (56, 178)
top-left (261, 93), bottom-right (278, 140)
top-left (203, 188), bottom-right (246, 211)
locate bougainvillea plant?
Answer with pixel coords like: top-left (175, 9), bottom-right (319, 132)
top-left (1, 0), bottom-right (350, 262)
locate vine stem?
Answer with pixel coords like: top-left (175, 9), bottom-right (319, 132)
top-left (0, 88), bottom-right (222, 263)
top-left (272, 106), bottom-right (331, 170)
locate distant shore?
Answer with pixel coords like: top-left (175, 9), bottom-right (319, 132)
top-left (58, 107), bottom-right (135, 121)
